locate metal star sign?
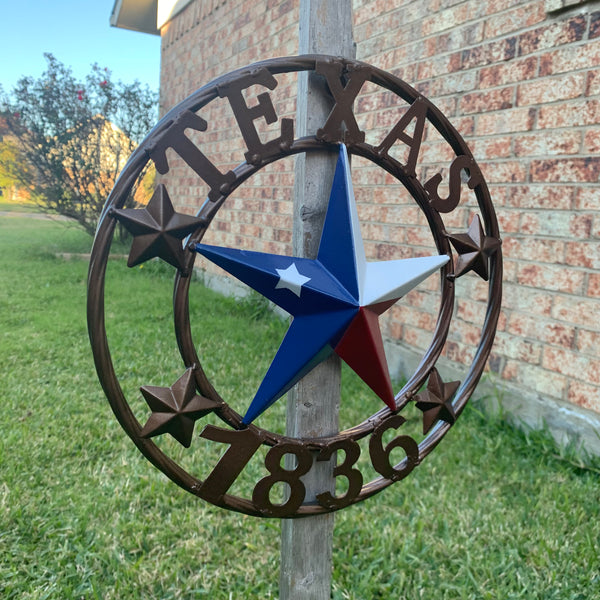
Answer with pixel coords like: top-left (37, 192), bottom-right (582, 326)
top-left (194, 145), bottom-right (449, 424)
top-left (88, 56), bottom-right (504, 518)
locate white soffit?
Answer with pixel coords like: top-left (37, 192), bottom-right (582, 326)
top-left (110, 0), bottom-right (160, 35)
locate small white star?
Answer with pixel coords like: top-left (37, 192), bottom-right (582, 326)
top-left (275, 263), bottom-right (311, 297)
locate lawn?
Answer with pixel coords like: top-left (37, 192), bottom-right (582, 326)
top-left (1, 215), bottom-right (599, 599)
top-left (0, 198), bottom-right (38, 213)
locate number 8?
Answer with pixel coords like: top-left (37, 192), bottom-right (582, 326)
top-left (252, 443), bottom-right (312, 517)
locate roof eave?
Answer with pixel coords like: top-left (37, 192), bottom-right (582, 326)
top-left (110, 0), bottom-right (160, 36)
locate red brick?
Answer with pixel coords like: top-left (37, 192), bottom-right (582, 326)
top-left (502, 236), bottom-right (566, 263)
top-left (401, 324), bottom-right (437, 351)
top-left (518, 14), bottom-right (587, 56)
top-left (417, 139), bottom-right (456, 165)
top-left (385, 206), bottom-right (423, 227)
top-left (507, 313), bottom-right (575, 348)
top-left (456, 298), bottom-right (488, 324)
top-left (565, 241), bottom-right (600, 269)
top-left (502, 258), bottom-right (518, 284)
top-left (506, 185), bottom-right (574, 210)
top-left (517, 263), bottom-right (585, 294)
top-left (540, 101), bottom-right (599, 134)
top-left (432, 22), bottom-right (485, 55)
top-left (391, 304), bottom-right (436, 331)
top-left (459, 87), bottom-right (514, 115)
top-left (470, 136), bottom-right (512, 159)
top-left (530, 158), bottom-right (600, 183)
top-left (453, 116), bottom-right (475, 137)
top-left (574, 187), bottom-right (600, 210)
top-left (591, 10), bottom-right (600, 39)
top-left (519, 210), bottom-right (591, 238)
top-left (552, 295), bottom-right (600, 328)
top-left (493, 331), bottom-right (542, 364)
top-left (476, 107), bottom-right (536, 136)
top-left (517, 72), bottom-right (586, 106)
top-left (416, 53), bottom-right (462, 80)
top-left (586, 69), bottom-right (600, 96)
top-left (422, 1), bottom-right (485, 36)
top-left (454, 319), bottom-right (484, 347)
top-left (477, 160), bottom-right (527, 183)
top-left (484, 4), bottom-right (546, 39)
top-left (567, 381), bottom-right (600, 413)
top-left (577, 329), bottom-right (600, 354)
top-left (479, 56), bottom-right (538, 89)
top-left (542, 347), bottom-right (600, 385)
top-left (406, 226), bottom-right (435, 247)
top-left (514, 130), bottom-right (581, 157)
top-left (589, 273), bottom-right (600, 297)
top-left (502, 282), bottom-right (553, 316)
top-left (494, 208), bottom-right (522, 233)
top-left (428, 70), bottom-right (479, 96)
top-left (519, 363), bottom-right (567, 398)
top-left (441, 339), bottom-right (476, 366)
top-left (502, 359), bottom-right (520, 381)
top-left (353, 2), bottom-right (379, 26)
top-left (461, 38), bottom-right (517, 69)
top-left (539, 39), bottom-right (600, 76)
top-left (570, 214), bottom-right (595, 238)
top-left (584, 128), bottom-right (600, 154)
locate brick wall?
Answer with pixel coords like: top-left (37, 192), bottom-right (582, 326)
top-left (158, 0), bottom-right (600, 447)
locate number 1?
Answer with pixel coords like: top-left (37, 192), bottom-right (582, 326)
top-left (198, 425), bottom-right (263, 503)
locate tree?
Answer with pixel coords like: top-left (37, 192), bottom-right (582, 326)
top-left (0, 54), bottom-right (158, 235)
top-left (0, 118), bottom-right (31, 202)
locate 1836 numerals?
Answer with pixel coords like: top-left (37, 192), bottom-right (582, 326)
top-left (196, 415), bottom-right (419, 517)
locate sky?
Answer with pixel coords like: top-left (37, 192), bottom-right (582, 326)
top-left (0, 0), bottom-right (161, 94)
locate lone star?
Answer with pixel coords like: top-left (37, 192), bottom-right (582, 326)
top-left (194, 145), bottom-right (449, 424)
top-left (139, 368), bottom-right (219, 447)
top-left (113, 184), bottom-right (204, 271)
top-left (414, 368), bottom-right (460, 434)
top-left (275, 263), bottom-right (311, 297)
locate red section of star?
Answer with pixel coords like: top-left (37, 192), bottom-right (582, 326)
top-left (334, 307), bottom-right (396, 410)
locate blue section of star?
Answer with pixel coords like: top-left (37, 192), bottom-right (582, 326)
top-left (195, 246), bottom-right (357, 316)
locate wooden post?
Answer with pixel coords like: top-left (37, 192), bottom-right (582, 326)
top-left (280, 2), bottom-right (355, 599)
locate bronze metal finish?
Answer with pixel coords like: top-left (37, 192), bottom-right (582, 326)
top-left (87, 56), bottom-right (503, 518)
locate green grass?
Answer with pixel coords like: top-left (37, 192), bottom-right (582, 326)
top-left (1, 215), bottom-right (599, 599)
top-left (0, 198), bottom-right (38, 212)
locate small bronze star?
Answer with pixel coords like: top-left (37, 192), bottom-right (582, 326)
top-left (139, 368), bottom-right (218, 447)
top-left (113, 184), bottom-right (204, 271)
top-left (415, 368), bottom-right (460, 434)
top-left (447, 215), bottom-right (500, 281)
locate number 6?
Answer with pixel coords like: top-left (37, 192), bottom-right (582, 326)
top-left (369, 415), bottom-right (419, 481)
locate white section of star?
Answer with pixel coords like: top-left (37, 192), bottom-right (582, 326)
top-left (275, 263), bottom-right (311, 297)
top-left (361, 255), bottom-right (450, 306)
top-left (336, 145), bottom-right (450, 307)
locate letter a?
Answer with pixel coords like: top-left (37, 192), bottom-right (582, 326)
top-left (376, 98), bottom-right (427, 178)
